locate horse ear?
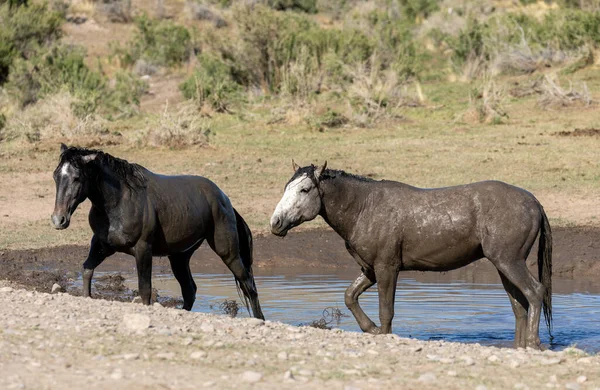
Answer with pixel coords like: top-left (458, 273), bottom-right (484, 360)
top-left (292, 159), bottom-right (300, 171)
top-left (314, 160), bottom-right (327, 180)
top-left (81, 153), bottom-right (97, 163)
top-left (60, 143), bottom-right (68, 154)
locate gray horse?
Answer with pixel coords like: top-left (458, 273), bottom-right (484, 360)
top-left (51, 144), bottom-right (264, 319)
top-left (270, 161), bottom-right (552, 349)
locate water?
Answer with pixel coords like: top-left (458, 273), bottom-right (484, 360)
top-left (132, 269), bottom-right (600, 352)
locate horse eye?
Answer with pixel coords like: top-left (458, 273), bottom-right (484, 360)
top-left (300, 188), bottom-right (310, 193)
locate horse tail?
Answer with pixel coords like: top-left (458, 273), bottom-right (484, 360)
top-left (233, 207), bottom-right (254, 314)
top-left (538, 205), bottom-right (553, 338)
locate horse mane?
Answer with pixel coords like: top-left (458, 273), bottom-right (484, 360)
top-left (60, 146), bottom-right (147, 190)
top-left (320, 169), bottom-right (375, 183)
top-left (287, 165), bottom-right (375, 188)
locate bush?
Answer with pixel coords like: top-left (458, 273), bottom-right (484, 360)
top-left (7, 44), bottom-right (146, 119)
top-left (0, 2), bottom-right (64, 84)
top-left (116, 14), bottom-right (192, 68)
top-left (267, 0), bottom-right (317, 13)
top-left (180, 54), bottom-right (240, 111)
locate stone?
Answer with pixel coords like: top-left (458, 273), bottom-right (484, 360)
top-left (418, 373), bottom-right (436, 383)
top-left (155, 352), bottom-right (175, 360)
top-left (190, 351), bottom-right (208, 360)
top-left (577, 357), bottom-right (592, 364)
top-left (487, 355), bottom-right (500, 363)
top-left (122, 314), bottom-right (150, 333)
top-left (476, 386), bottom-right (488, 390)
top-left (200, 323), bottom-right (215, 333)
top-left (110, 369), bottom-right (123, 380)
top-left (0, 287), bottom-right (14, 293)
top-left (277, 351), bottom-right (288, 361)
top-left (460, 356), bottom-right (475, 366)
top-left (246, 318), bottom-right (265, 327)
top-left (565, 383), bottom-right (580, 390)
top-left (51, 283), bottom-right (63, 294)
top-left (540, 358), bottom-right (562, 366)
top-left (411, 346), bottom-right (422, 353)
top-left (283, 370), bottom-right (294, 381)
top-left (298, 369), bottom-right (313, 377)
top-left (576, 376), bottom-right (587, 384)
top-left (202, 381), bottom-right (216, 388)
top-left (182, 337), bottom-right (193, 346)
top-left (241, 371), bottom-right (262, 383)
top-left (123, 353), bottom-right (139, 361)
top-left (447, 370), bottom-right (457, 377)
top-left (509, 360), bottom-right (520, 369)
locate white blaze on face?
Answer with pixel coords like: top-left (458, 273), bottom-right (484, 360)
top-left (270, 174), bottom-right (321, 234)
top-left (60, 162), bottom-right (72, 177)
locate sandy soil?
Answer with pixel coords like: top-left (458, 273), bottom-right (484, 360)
top-left (0, 280), bottom-right (598, 390)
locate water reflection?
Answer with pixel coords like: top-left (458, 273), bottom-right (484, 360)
top-left (141, 268), bottom-right (600, 353)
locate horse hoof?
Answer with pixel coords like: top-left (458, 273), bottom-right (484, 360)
top-left (367, 326), bottom-right (383, 335)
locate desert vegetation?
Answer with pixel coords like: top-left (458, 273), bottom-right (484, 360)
top-left (2, 0), bottom-right (600, 145)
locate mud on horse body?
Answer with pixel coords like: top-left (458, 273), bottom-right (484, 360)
top-left (51, 144), bottom-right (264, 319)
top-left (271, 161), bottom-right (552, 349)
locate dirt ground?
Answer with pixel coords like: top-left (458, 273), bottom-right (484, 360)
top-left (0, 280), bottom-right (598, 390)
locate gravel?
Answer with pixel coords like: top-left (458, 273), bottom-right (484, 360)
top-left (0, 280), bottom-right (598, 389)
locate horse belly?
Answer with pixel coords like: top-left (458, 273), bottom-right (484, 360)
top-left (402, 241), bottom-right (483, 272)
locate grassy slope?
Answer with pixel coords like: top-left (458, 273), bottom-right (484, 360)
top-left (0, 3), bottom-right (599, 250)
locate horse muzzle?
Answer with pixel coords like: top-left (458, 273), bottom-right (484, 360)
top-left (51, 213), bottom-right (70, 230)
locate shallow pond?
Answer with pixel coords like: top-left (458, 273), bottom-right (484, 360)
top-left (126, 267), bottom-right (600, 353)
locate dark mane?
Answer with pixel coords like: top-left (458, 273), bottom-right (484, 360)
top-left (320, 169), bottom-right (375, 183)
top-left (59, 146), bottom-right (147, 189)
top-left (287, 165), bottom-right (375, 189)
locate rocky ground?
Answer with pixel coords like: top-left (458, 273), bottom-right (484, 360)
top-left (0, 280), bottom-right (598, 390)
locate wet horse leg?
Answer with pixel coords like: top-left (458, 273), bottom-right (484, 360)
top-left (82, 235), bottom-right (115, 298)
top-left (498, 271), bottom-right (529, 348)
top-left (494, 260), bottom-right (545, 349)
top-left (375, 263), bottom-right (399, 334)
top-left (344, 271), bottom-right (378, 333)
top-left (134, 242), bottom-right (153, 305)
top-left (208, 223), bottom-right (264, 320)
top-left (168, 252), bottom-right (197, 310)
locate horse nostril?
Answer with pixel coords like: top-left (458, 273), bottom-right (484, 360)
top-left (59, 216), bottom-right (66, 225)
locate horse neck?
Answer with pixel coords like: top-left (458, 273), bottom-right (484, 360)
top-left (318, 176), bottom-right (367, 241)
top-left (86, 165), bottom-right (128, 211)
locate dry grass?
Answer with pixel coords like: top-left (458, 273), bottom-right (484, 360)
top-left (131, 102), bottom-right (212, 148)
top-left (2, 92), bottom-right (111, 144)
top-left (537, 75), bottom-right (593, 109)
top-left (463, 76), bottom-right (507, 124)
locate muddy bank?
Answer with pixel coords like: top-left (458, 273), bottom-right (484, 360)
top-left (1, 226), bottom-right (599, 280)
top-left (0, 282), bottom-right (598, 390)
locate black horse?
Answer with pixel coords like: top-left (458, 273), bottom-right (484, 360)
top-left (270, 161), bottom-right (552, 349)
top-left (51, 144), bottom-right (264, 319)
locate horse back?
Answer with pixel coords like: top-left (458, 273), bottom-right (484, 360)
top-left (145, 173), bottom-right (231, 254)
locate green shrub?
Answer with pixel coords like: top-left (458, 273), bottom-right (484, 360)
top-left (232, 4), bottom-right (373, 92)
top-left (116, 14), bottom-right (192, 67)
top-left (7, 44), bottom-right (146, 118)
top-left (267, 0), bottom-right (317, 13)
top-left (180, 54), bottom-right (240, 111)
top-left (0, 2), bottom-right (64, 84)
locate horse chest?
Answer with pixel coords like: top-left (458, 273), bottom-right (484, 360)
top-left (90, 211), bottom-right (141, 248)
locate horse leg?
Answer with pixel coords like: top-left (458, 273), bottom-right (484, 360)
top-left (494, 260), bottom-right (545, 349)
top-left (168, 252), bottom-right (197, 311)
top-left (134, 242), bottom-right (153, 305)
top-left (82, 235), bottom-right (115, 298)
top-left (497, 271), bottom-right (529, 348)
top-left (375, 264), bottom-right (399, 334)
top-left (208, 230), bottom-right (264, 320)
top-left (344, 271), bottom-right (378, 333)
